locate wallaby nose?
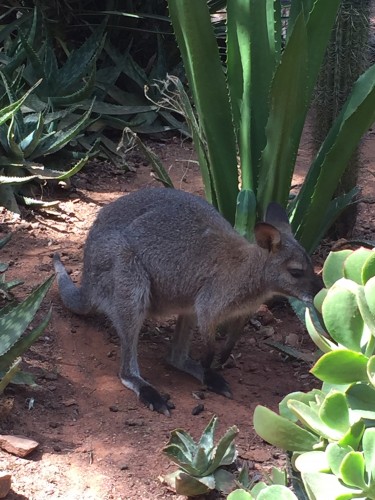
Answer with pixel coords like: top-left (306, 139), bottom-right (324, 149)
top-left (313, 273), bottom-right (324, 295)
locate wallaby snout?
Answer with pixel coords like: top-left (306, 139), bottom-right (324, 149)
top-left (54, 188), bottom-right (320, 415)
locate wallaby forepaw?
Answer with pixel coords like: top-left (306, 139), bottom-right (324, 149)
top-left (139, 386), bottom-right (173, 416)
top-left (204, 369), bottom-right (233, 399)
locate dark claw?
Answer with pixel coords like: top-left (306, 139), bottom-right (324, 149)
top-left (204, 369), bottom-right (233, 398)
top-left (139, 386), bottom-right (172, 416)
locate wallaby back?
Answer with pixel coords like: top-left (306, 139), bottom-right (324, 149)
top-left (54, 188), bottom-right (321, 415)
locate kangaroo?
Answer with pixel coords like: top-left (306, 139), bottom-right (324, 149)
top-left (54, 187), bottom-right (322, 415)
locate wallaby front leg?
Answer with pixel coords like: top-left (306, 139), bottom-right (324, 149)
top-left (200, 323), bottom-right (232, 399)
top-left (167, 314), bottom-right (204, 382)
top-left (216, 316), bottom-right (247, 367)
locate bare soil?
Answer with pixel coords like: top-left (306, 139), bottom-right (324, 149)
top-left (0, 128), bottom-right (374, 500)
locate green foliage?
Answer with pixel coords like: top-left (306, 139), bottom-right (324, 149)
top-left (162, 415), bottom-right (238, 496)
top-left (254, 247), bottom-right (375, 499)
top-left (167, 0), bottom-right (375, 252)
top-left (0, 235), bottom-right (54, 393)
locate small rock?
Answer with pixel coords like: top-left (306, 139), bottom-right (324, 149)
top-left (192, 404), bottom-right (204, 416)
top-left (0, 434), bottom-right (39, 457)
top-left (258, 326), bottom-right (275, 338)
top-left (53, 444), bottom-right (62, 452)
top-left (63, 399), bottom-right (77, 407)
top-left (124, 419), bottom-right (144, 427)
top-left (0, 472), bottom-right (11, 498)
top-left (192, 391), bottom-right (205, 400)
top-left (43, 372), bottom-right (58, 381)
top-left (109, 405), bottom-right (119, 412)
top-left (120, 464), bottom-right (129, 471)
top-left (285, 333), bottom-right (300, 348)
top-left (257, 305), bottom-right (275, 325)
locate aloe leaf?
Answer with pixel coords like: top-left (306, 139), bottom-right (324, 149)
top-left (363, 428), bottom-right (375, 481)
top-left (322, 284), bottom-right (363, 352)
top-left (0, 77), bottom-right (40, 127)
top-left (253, 405), bottom-right (320, 452)
top-left (339, 451), bottom-right (367, 490)
top-left (124, 128), bottom-right (173, 188)
top-left (294, 62), bottom-right (375, 251)
top-left (318, 391), bottom-right (350, 435)
top-left (30, 102), bottom-right (93, 158)
top-left (311, 350), bottom-right (369, 384)
top-left (234, 189), bottom-right (256, 241)
top-left (0, 275), bottom-right (54, 357)
top-left (257, 13), bottom-right (308, 212)
top-left (0, 184), bottom-right (19, 213)
top-left (51, 63), bottom-right (97, 105)
top-left (20, 112), bottom-right (44, 157)
top-left (56, 23), bottom-right (106, 93)
top-left (168, 0), bottom-right (239, 224)
top-left (7, 116), bottom-right (24, 160)
top-left (294, 451), bottom-right (329, 473)
top-left (0, 357), bottom-right (21, 394)
top-left (204, 425), bottom-right (238, 474)
top-left (0, 307), bottom-right (52, 371)
top-left (25, 155), bottom-right (89, 181)
top-left (344, 248), bottom-right (373, 285)
top-left (323, 250), bottom-right (353, 288)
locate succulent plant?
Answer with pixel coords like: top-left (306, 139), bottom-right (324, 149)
top-left (162, 415), bottom-right (238, 496)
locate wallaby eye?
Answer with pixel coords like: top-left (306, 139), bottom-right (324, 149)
top-left (289, 268), bottom-right (304, 279)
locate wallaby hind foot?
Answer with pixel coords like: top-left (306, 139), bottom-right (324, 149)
top-left (54, 188), bottom-right (322, 415)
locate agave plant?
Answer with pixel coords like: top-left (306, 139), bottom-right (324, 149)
top-left (0, 235), bottom-right (54, 393)
top-left (162, 415), bottom-right (238, 496)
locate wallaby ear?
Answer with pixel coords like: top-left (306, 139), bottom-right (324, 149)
top-left (254, 222), bottom-right (281, 253)
top-left (265, 202), bottom-right (292, 233)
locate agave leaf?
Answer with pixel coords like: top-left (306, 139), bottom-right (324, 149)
top-left (213, 468), bottom-right (236, 494)
top-left (197, 415), bottom-right (218, 454)
top-left (174, 471), bottom-right (214, 496)
top-left (0, 275), bottom-right (54, 357)
top-left (0, 184), bottom-right (20, 213)
top-left (204, 425), bottom-right (239, 474)
top-left (18, 196), bottom-right (60, 208)
top-left (0, 234), bottom-right (12, 250)
top-left (168, 429), bottom-right (196, 458)
top-left (192, 446), bottom-right (209, 474)
top-left (0, 174), bottom-right (41, 185)
top-left (0, 368), bottom-right (36, 387)
top-left (162, 444), bottom-right (199, 476)
top-left (124, 128), bottom-right (173, 188)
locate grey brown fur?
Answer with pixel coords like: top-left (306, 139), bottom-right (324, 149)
top-left (54, 188), bottom-right (321, 415)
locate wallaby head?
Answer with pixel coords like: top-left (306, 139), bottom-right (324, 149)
top-left (54, 188), bottom-right (322, 416)
top-left (254, 202), bottom-right (322, 302)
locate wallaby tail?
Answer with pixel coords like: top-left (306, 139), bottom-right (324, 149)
top-left (53, 253), bottom-right (90, 315)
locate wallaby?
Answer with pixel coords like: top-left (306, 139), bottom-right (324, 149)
top-left (54, 187), bottom-right (322, 416)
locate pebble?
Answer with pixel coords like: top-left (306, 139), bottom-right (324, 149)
top-left (0, 434), bottom-right (39, 457)
top-left (191, 404), bottom-right (204, 416)
top-left (0, 473), bottom-right (11, 498)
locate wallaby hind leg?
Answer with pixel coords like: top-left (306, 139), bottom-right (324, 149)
top-left (106, 248), bottom-right (172, 416)
top-left (167, 314), bottom-right (204, 382)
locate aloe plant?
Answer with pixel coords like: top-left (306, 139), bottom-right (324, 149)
top-left (253, 247), bottom-right (375, 499)
top-left (162, 415), bottom-right (238, 496)
top-left (0, 235), bottom-right (54, 392)
top-left (167, 0), bottom-right (375, 252)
